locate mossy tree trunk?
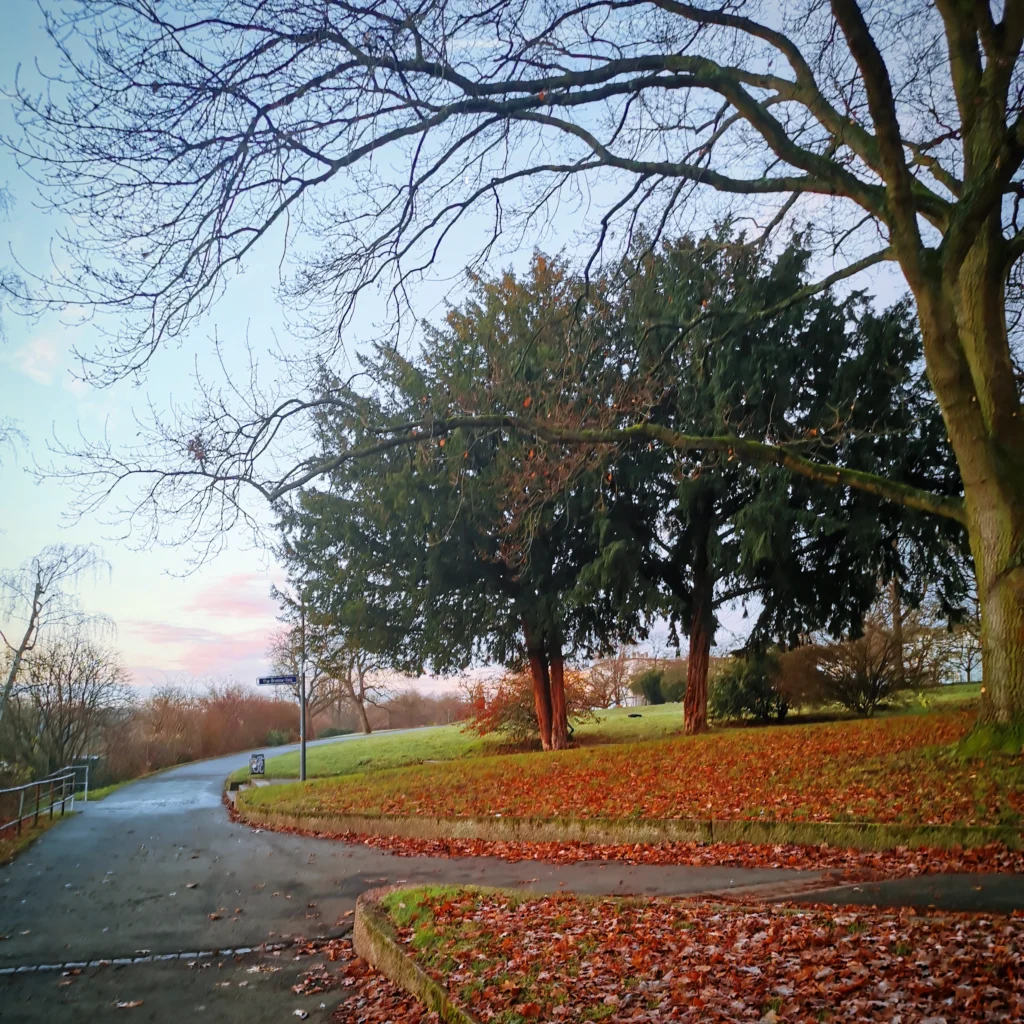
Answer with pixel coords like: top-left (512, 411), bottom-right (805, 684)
top-left (911, 219), bottom-right (1024, 727)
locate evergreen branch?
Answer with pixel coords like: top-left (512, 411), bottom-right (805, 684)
top-left (274, 415), bottom-right (967, 526)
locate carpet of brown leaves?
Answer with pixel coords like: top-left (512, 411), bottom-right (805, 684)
top-left (250, 815), bottom-right (1024, 878)
top-left (389, 889), bottom-right (1024, 1022)
top-left (245, 712), bottom-right (1024, 828)
top-left (289, 937), bottom-right (438, 1023)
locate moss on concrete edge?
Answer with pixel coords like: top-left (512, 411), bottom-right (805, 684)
top-left (234, 798), bottom-right (712, 844)
top-left (710, 817), bottom-right (1022, 851)
top-left (354, 887), bottom-right (477, 1024)
top-left (234, 795), bottom-right (1021, 852)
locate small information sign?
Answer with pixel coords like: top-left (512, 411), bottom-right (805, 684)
top-left (249, 753), bottom-right (266, 776)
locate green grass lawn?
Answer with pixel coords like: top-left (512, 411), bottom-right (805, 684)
top-left (228, 686), bottom-right (984, 787)
top-left (228, 703), bottom-right (690, 784)
top-left (87, 780), bottom-right (133, 801)
top-left (240, 709), bottom-right (1023, 828)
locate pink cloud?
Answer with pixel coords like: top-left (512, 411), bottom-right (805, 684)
top-left (121, 618), bottom-right (274, 681)
top-left (190, 573), bottom-right (280, 620)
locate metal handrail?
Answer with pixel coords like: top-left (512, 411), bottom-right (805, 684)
top-left (0, 769), bottom-right (78, 836)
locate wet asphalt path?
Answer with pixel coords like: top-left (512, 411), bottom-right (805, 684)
top-left (1, 731), bottom-right (1022, 1022)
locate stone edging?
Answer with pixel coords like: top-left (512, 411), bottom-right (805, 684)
top-left (233, 796), bottom-right (1022, 852)
top-left (353, 887), bottom-right (477, 1024)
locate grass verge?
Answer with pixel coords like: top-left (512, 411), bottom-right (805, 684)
top-left (87, 780), bottom-right (133, 801)
top-left (239, 711), bottom-right (1023, 829)
top-left (0, 815), bottom-right (64, 866)
top-left (227, 704), bottom-right (692, 784)
top-left (366, 885), bottom-right (1023, 1024)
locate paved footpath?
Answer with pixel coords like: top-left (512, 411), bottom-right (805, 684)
top-left (2, 734), bottom-right (1022, 1023)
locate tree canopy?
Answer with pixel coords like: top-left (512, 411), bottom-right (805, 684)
top-left (8, 0), bottom-right (1024, 725)
top-left (284, 233), bottom-right (970, 738)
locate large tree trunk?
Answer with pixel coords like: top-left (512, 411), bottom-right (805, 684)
top-left (972, 515), bottom-right (1024, 724)
top-left (527, 651), bottom-right (554, 750)
top-left (890, 577), bottom-right (904, 687)
top-left (548, 641), bottom-right (569, 751)
top-left (524, 621), bottom-right (554, 750)
top-left (683, 498), bottom-right (714, 735)
top-left (913, 221), bottom-right (1024, 727)
top-left (684, 580), bottom-right (712, 734)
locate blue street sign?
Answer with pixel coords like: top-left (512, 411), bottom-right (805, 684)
top-left (257, 674), bottom-right (298, 685)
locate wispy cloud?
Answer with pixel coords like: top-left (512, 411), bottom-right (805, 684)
top-left (121, 618), bottom-right (272, 680)
top-left (2, 333), bottom-right (64, 384)
top-left (191, 572), bottom-right (279, 620)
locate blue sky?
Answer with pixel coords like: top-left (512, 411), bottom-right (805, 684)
top-left (0, 3), bottom-right (527, 691)
top-left (0, 5), bottom-right (305, 688)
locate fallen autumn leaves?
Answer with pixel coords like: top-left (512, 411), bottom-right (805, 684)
top-left (384, 888), bottom-right (1024, 1023)
top-left (298, 829), bottom-right (1024, 878)
top-left (241, 713), bottom-right (1023, 829)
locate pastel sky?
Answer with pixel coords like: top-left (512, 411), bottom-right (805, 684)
top-left (0, 3), bottom-right (908, 693)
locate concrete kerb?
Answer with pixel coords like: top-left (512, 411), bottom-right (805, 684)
top-left (353, 887), bottom-right (478, 1024)
top-left (233, 798), bottom-right (1023, 853)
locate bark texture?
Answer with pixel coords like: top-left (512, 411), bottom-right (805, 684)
top-left (526, 644), bottom-right (554, 751)
top-left (912, 220), bottom-right (1024, 727)
top-left (548, 645), bottom-right (568, 750)
top-left (523, 620), bottom-right (569, 750)
top-left (683, 502), bottom-right (714, 735)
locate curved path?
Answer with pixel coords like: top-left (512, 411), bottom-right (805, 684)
top-left (2, 733), bottom-right (1021, 1022)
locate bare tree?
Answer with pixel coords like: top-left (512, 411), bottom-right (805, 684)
top-left (331, 647), bottom-right (391, 735)
top-left (9, 1), bottom-right (1024, 723)
top-left (4, 626), bottom-right (131, 775)
top-left (588, 649), bottom-right (637, 708)
top-left (266, 623), bottom-right (341, 735)
top-left (0, 544), bottom-right (107, 723)
top-left (947, 593), bottom-right (984, 685)
top-left (0, 187), bottom-right (27, 463)
top-left (269, 578), bottom-right (390, 735)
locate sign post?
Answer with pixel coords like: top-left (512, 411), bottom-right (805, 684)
top-left (249, 753), bottom-right (265, 777)
top-left (257, 673), bottom-right (306, 783)
top-left (298, 667), bottom-right (307, 783)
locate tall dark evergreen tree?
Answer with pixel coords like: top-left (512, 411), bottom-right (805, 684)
top-left (283, 235), bottom-right (969, 742)
top-left (583, 233), bottom-right (970, 731)
top-left (284, 258), bottom-right (637, 750)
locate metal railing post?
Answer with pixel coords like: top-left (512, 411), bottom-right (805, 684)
top-left (48, 781), bottom-right (55, 820)
top-left (17, 791), bottom-right (24, 835)
top-left (34, 782), bottom-right (41, 825)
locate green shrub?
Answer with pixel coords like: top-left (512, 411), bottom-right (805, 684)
top-left (317, 726), bottom-right (353, 739)
top-left (264, 728), bottom-right (292, 746)
top-left (629, 669), bottom-right (665, 705)
top-left (709, 652), bottom-right (788, 723)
